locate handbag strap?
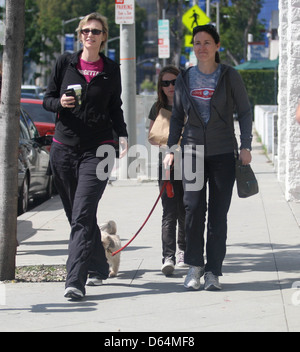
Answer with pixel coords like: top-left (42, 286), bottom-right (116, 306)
top-left (225, 74), bottom-right (239, 160)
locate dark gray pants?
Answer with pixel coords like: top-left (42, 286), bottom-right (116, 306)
top-left (50, 142), bottom-right (110, 294)
top-left (158, 179), bottom-right (186, 264)
top-left (183, 152), bottom-right (236, 276)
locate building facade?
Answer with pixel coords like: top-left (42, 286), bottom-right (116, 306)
top-left (278, 0), bottom-right (300, 201)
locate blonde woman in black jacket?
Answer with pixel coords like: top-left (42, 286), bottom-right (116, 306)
top-left (164, 24), bottom-right (252, 291)
top-left (44, 13), bottom-right (128, 300)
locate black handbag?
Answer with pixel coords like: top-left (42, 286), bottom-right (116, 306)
top-left (226, 77), bottom-right (259, 198)
top-left (235, 159), bottom-right (259, 198)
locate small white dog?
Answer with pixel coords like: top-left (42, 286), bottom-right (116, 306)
top-left (100, 220), bottom-right (121, 277)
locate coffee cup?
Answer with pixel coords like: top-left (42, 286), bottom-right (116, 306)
top-left (67, 84), bottom-right (82, 106)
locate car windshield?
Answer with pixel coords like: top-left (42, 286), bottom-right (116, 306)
top-left (21, 103), bottom-right (56, 123)
top-left (23, 88), bottom-right (36, 94)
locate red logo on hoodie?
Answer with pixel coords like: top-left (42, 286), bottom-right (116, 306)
top-left (191, 88), bottom-right (215, 100)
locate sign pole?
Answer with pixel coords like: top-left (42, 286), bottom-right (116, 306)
top-left (158, 9), bottom-right (170, 66)
top-left (162, 9), bottom-right (167, 67)
top-left (120, 23), bottom-right (136, 149)
top-left (206, 0), bottom-right (210, 17)
top-left (116, 0), bottom-right (136, 179)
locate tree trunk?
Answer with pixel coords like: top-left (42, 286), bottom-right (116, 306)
top-left (172, 0), bottom-right (184, 67)
top-left (0, 0), bottom-right (25, 281)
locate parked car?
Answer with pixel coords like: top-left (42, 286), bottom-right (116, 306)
top-left (18, 108), bottom-right (53, 214)
top-left (20, 98), bottom-right (56, 139)
top-left (21, 85), bottom-right (44, 99)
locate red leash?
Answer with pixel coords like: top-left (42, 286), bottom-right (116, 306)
top-left (111, 179), bottom-right (173, 256)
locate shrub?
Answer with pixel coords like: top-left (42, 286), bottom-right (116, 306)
top-left (238, 69), bottom-right (278, 107)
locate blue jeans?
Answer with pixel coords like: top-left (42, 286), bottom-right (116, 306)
top-left (182, 152), bottom-right (236, 276)
top-left (50, 142), bottom-right (110, 294)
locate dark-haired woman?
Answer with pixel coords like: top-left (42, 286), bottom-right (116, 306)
top-left (164, 25), bottom-right (253, 291)
top-left (148, 65), bottom-right (186, 277)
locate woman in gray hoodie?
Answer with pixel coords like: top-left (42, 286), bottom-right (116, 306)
top-left (164, 24), bottom-right (252, 291)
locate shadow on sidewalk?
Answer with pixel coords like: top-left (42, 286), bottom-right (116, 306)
top-left (225, 242), bottom-right (300, 274)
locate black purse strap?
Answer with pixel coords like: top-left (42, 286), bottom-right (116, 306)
top-left (225, 74), bottom-right (239, 160)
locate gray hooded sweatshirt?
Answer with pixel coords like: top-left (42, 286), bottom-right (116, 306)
top-left (167, 64), bottom-right (252, 156)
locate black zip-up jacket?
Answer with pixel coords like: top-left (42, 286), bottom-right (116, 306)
top-left (43, 51), bottom-right (128, 150)
top-left (167, 64), bottom-right (252, 156)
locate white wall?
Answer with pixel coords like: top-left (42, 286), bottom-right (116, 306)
top-left (278, 0), bottom-right (300, 201)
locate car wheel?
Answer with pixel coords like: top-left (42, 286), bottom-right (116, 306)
top-left (18, 175), bottom-right (29, 215)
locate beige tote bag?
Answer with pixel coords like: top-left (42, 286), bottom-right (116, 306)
top-left (148, 108), bottom-right (172, 146)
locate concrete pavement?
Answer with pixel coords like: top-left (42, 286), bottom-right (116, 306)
top-left (1, 137), bottom-right (300, 332)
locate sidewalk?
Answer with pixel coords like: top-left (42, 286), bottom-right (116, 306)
top-left (1, 138), bottom-right (300, 332)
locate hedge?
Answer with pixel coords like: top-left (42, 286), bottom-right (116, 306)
top-left (238, 69), bottom-right (278, 108)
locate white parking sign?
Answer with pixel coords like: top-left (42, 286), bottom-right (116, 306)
top-left (115, 0), bottom-right (135, 25)
top-left (158, 19), bottom-right (170, 59)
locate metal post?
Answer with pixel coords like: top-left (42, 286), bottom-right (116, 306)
top-left (210, 1), bottom-right (220, 33)
top-left (61, 16), bottom-right (84, 54)
top-left (206, 0), bottom-right (210, 17)
top-left (119, 23), bottom-right (137, 178)
top-left (216, 2), bottom-right (220, 33)
top-left (105, 36), bottom-right (120, 56)
top-left (61, 20), bottom-right (65, 54)
top-left (162, 9), bottom-right (166, 67)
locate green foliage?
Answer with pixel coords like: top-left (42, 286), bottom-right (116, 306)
top-left (20, 0), bottom-right (146, 66)
top-left (213, 0), bottom-right (265, 65)
top-left (140, 78), bottom-right (156, 92)
top-left (1, 0), bottom-right (270, 82)
top-left (24, 0), bottom-right (43, 63)
top-left (239, 69), bottom-right (278, 107)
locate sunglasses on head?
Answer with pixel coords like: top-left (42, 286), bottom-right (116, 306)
top-left (161, 79), bottom-right (176, 87)
top-left (81, 28), bottom-right (104, 35)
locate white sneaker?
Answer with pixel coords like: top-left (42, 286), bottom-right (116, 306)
top-left (86, 276), bottom-right (103, 286)
top-left (204, 272), bottom-right (222, 291)
top-left (184, 266), bottom-right (205, 290)
top-left (177, 250), bottom-right (188, 268)
top-left (161, 257), bottom-right (175, 276)
top-left (64, 287), bottom-right (84, 300)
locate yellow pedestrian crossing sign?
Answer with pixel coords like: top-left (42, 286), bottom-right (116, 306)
top-left (185, 35), bottom-right (193, 48)
top-left (182, 5), bottom-right (211, 33)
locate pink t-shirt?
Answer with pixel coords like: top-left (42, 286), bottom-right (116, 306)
top-left (54, 56), bottom-right (111, 146)
top-left (76, 57), bottom-right (104, 83)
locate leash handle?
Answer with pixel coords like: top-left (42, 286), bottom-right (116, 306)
top-left (111, 181), bottom-right (168, 256)
top-left (165, 169), bottom-right (174, 198)
top-left (166, 181), bottom-right (174, 198)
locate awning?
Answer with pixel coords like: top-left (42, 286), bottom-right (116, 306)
top-left (235, 58), bottom-right (279, 70)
